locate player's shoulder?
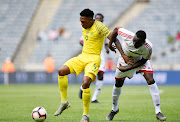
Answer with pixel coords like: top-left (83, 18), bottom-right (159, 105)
top-left (94, 20), bottom-right (106, 28)
top-left (94, 20), bottom-right (110, 36)
top-left (145, 39), bottom-right (153, 48)
top-left (118, 27), bottom-right (134, 35)
top-left (143, 39), bottom-right (152, 57)
top-left (117, 27), bottom-right (134, 40)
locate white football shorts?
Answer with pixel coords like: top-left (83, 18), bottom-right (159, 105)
top-left (115, 56), bottom-right (153, 79)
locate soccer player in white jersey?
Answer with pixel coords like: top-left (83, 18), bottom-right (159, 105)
top-left (106, 27), bottom-right (167, 121)
top-left (79, 13), bottom-right (109, 103)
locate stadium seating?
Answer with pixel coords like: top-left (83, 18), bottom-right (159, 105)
top-left (28, 0), bottom-right (136, 68)
top-left (126, 0), bottom-right (180, 65)
top-left (0, 0), bottom-right (40, 67)
top-left (1, 0), bottom-right (179, 71)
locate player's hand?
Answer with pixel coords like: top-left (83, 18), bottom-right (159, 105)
top-left (117, 63), bottom-right (130, 72)
top-left (122, 55), bottom-right (135, 65)
top-left (109, 45), bottom-right (116, 53)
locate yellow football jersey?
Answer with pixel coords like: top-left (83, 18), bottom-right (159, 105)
top-left (82, 20), bottom-right (111, 55)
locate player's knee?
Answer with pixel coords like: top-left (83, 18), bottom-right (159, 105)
top-left (147, 78), bottom-right (155, 85)
top-left (82, 81), bottom-right (90, 89)
top-left (58, 65), bottom-right (70, 76)
top-left (115, 82), bottom-right (123, 87)
top-left (82, 83), bottom-right (89, 89)
top-left (82, 76), bottom-right (91, 89)
top-left (98, 72), bottom-right (103, 80)
top-left (58, 69), bottom-right (64, 76)
top-left (115, 80), bottom-right (124, 87)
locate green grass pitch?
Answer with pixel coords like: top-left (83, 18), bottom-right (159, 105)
top-left (0, 84), bottom-right (179, 122)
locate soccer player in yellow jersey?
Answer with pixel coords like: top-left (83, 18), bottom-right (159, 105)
top-left (54, 9), bottom-right (112, 122)
top-left (79, 13), bottom-right (110, 103)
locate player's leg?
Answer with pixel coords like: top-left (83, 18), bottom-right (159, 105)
top-left (91, 71), bottom-right (104, 103)
top-left (91, 52), bottom-right (106, 103)
top-left (82, 75), bottom-right (92, 114)
top-left (106, 56), bottom-right (135, 121)
top-left (143, 72), bottom-right (167, 121)
top-left (55, 56), bottom-right (82, 116)
top-left (54, 65), bottom-right (71, 116)
top-left (79, 85), bottom-right (83, 99)
top-left (80, 74), bottom-right (93, 122)
top-left (106, 77), bottom-right (125, 121)
top-left (81, 57), bottom-right (100, 122)
top-left (58, 65), bottom-right (71, 102)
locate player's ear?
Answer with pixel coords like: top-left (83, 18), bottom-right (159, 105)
top-left (90, 17), bottom-right (93, 22)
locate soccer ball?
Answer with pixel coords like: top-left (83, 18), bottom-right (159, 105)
top-left (32, 107), bottom-right (47, 122)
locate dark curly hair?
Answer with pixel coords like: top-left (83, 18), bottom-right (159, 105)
top-left (136, 30), bottom-right (146, 41)
top-left (80, 8), bottom-right (94, 18)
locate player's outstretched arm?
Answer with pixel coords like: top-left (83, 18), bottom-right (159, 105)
top-left (117, 58), bottom-right (147, 72)
top-left (115, 39), bottom-right (135, 65)
top-left (108, 27), bottom-right (135, 64)
top-left (107, 29), bottom-right (117, 53)
top-left (109, 27), bottom-right (127, 56)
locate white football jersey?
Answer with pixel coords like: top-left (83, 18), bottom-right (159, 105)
top-left (115, 27), bottom-right (154, 79)
top-left (117, 27), bottom-right (152, 62)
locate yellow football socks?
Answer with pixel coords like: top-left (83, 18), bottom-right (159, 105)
top-left (83, 88), bottom-right (91, 115)
top-left (58, 75), bottom-right (68, 102)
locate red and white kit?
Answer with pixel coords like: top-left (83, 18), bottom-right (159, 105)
top-left (80, 36), bottom-right (108, 73)
top-left (115, 27), bottom-right (153, 79)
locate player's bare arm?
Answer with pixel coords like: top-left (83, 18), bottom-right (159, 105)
top-left (110, 27), bottom-right (135, 64)
top-left (114, 38), bottom-right (135, 64)
top-left (117, 58), bottom-right (147, 72)
top-left (107, 29), bottom-right (117, 53)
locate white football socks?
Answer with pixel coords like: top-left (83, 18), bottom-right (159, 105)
top-left (80, 85), bottom-right (83, 90)
top-left (148, 82), bottom-right (161, 114)
top-left (91, 80), bottom-right (103, 101)
top-left (112, 85), bottom-right (121, 111)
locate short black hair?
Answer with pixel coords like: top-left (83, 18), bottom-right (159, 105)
top-left (95, 13), bottom-right (104, 19)
top-left (136, 30), bottom-right (146, 41)
top-left (80, 8), bottom-right (94, 18)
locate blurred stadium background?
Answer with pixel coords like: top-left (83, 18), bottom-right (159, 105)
top-left (0, 0), bottom-right (180, 85)
top-left (0, 0), bottom-right (180, 121)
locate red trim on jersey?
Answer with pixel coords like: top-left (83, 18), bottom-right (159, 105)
top-left (129, 50), bottom-right (142, 55)
top-left (115, 77), bottom-right (126, 80)
top-left (128, 35), bottom-right (134, 40)
top-left (145, 42), bottom-right (152, 49)
top-left (98, 70), bottom-right (104, 74)
top-left (117, 27), bottom-right (123, 35)
top-left (117, 27), bottom-right (122, 30)
top-left (138, 70), bottom-right (153, 73)
top-left (143, 42), bottom-right (152, 59)
top-left (80, 39), bottom-right (84, 42)
top-left (118, 31), bottom-right (134, 40)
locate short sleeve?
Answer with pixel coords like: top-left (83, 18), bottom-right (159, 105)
top-left (96, 21), bottom-right (111, 37)
top-left (142, 42), bottom-right (152, 59)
